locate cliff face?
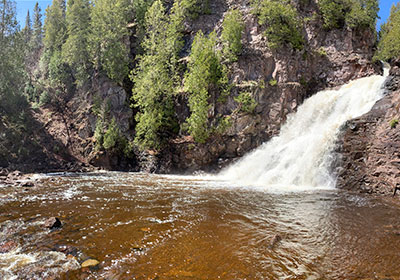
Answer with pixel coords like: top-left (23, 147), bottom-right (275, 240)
top-left (4, 0), bottom-right (380, 174)
top-left (335, 59), bottom-right (400, 195)
top-left (160, 0), bottom-right (380, 172)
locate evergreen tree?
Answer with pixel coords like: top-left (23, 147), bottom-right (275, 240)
top-left (62, 0), bottom-right (91, 86)
top-left (131, 0), bottom-right (175, 150)
top-left (184, 31), bottom-right (221, 143)
top-left (131, 0), bottom-right (194, 150)
top-left (44, 0), bottom-right (67, 53)
top-left (90, 0), bottom-right (130, 84)
top-left (0, 0), bottom-right (27, 114)
top-left (318, 0), bottom-right (379, 30)
top-left (0, 0), bottom-right (18, 40)
top-left (252, 0), bottom-right (304, 50)
top-left (346, 0), bottom-right (379, 29)
top-left (23, 10), bottom-right (32, 44)
top-left (221, 9), bottom-right (244, 62)
top-left (375, 3), bottom-right (400, 61)
top-left (31, 2), bottom-right (43, 52)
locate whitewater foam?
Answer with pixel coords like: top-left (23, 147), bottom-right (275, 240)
top-left (218, 69), bottom-right (388, 191)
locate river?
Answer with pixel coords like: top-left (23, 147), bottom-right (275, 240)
top-left (1, 172), bottom-right (400, 279)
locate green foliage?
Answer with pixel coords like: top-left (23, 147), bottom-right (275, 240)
top-left (184, 31), bottom-right (222, 143)
top-left (318, 0), bottom-right (379, 30)
top-left (221, 9), bottom-right (244, 62)
top-left (252, 0), bottom-right (304, 50)
top-left (318, 0), bottom-right (348, 29)
top-left (22, 10), bottom-right (32, 44)
top-left (90, 0), bottom-right (130, 84)
top-left (43, 0), bottom-right (66, 54)
top-left (131, 0), bottom-right (183, 150)
top-left (234, 92), bottom-right (257, 114)
top-left (390, 119), bottom-right (399, 129)
top-left (31, 2), bottom-right (43, 52)
top-left (346, 0), bottom-right (379, 29)
top-left (39, 91), bottom-right (51, 106)
top-left (215, 115), bottom-right (232, 134)
top-left (180, 0), bottom-right (210, 18)
top-left (0, 0), bottom-right (27, 116)
top-left (269, 79), bottom-right (277, 86)
top-left (62, 0), bottom-right (91, 86)
top-left (48, 50), bottom-right (70, 87)
top-left (375, 3), bottom-right (400, 61)
top-left (317, 47), bottom-right (328, 56)
top-left (94, 118), bottom-right (104, 148)
top-left (103, 118), bottom-right (120, 150)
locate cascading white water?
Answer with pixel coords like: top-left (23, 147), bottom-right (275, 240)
top-left (219, 67), bottom-right (389, 190)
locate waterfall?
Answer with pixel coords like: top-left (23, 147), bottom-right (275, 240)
top-left (219, 69), bottom-right (389, 190)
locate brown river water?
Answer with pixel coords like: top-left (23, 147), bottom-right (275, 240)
top-left (1, 172), bottom-right (400, 279)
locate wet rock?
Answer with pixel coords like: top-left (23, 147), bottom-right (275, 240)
top-left (44, 217), bottom-right (62, 229)
top-left (0, 167), bottom-right (8, 176)
top-left (20, 181), bottom-right (35, 187)
top-left (81, 259), bottom-right (100, 268)
top-left (335, 59), bottom-right (400, 196)
top-left (268, 234), bottom-right (282, 249)
top-left (53, 244), bottom-right (79, 256)
top-left (7, 170), bottom-right (22, 178)
top-left (0, 240), bottom-right (18, 253)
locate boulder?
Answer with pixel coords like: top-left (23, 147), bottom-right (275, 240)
top-left (81, 259), bottom-right (100, 268)
top-left (44, 217), bottom-right (62, 229)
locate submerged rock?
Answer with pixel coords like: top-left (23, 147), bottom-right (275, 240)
top-left (0, 240), bottom-right (17, 253)
top-left (81, 259), bottom-right (100, 268)
top-left (268, 234), bottom-right (282, 249)
top-left (44, 217), bottom-right (62, 229)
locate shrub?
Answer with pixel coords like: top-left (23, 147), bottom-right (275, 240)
top-left (234, 92), bottom-right (257, 114)
top-left (39, 91), bottom-right (51, 106)
top-left (252, 0), bottom-right (304, 50)
top-left (215, 115), bottom-right (232, 134)
top-left (103, 118), bottom-right (120, 150)
top-left (317, 47), bottom-right (328, 56)
top-left (390, 119), bottom-right (399, 129)
top-left (269, 79), bottom-right (277, 86)
top-left (221, 9), bottom-right (244, 62)
top-left (318, 0), bottom-right (378, 30)
top-left (94, 118), bottom-right (105, 150)
top-left (318, 0), bottom-right (348, 29)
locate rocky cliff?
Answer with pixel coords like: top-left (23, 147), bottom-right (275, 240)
top-left (158, 0), bottom-right (380, 172)
top-left (2, 0), bottom-right (381, 174)
top-left (335, 59), bottom-right (400, 195)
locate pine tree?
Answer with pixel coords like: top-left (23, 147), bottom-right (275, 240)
top-left (23, 10), bottom-right (32, 44)
top-left (90, 0), bottom-right (130, 84)
top-left (31, 2), bottom-right (43, 52)
top-left (0, 0), bottom-right (18, 40)
top-left (0, 0), bottom-right (26, 114)
top-left (221, 9), bottom-right (244, 62)
top-left (184, 31), bottom-right (221, 143)
top-left (131, 0), bottom-right (175, 150)
top-left (375, 3), bottom-right (400, 61)
top-left (62, 0), bottom-right (91, 86)
top-left (44, 0), bottom-right (67, 53)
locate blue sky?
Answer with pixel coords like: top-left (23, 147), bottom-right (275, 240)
top-left (16, 1), bottom-right (51, 27)
top-left (15, 0), bottom-right (400, 30)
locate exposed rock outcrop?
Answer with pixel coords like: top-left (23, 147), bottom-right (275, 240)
top-left (1, 0), bottom-right (381, 174)
top-left (161, 0), bottom-right (380, 172)
top-left (335, 59), bottom-right (400, 195)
